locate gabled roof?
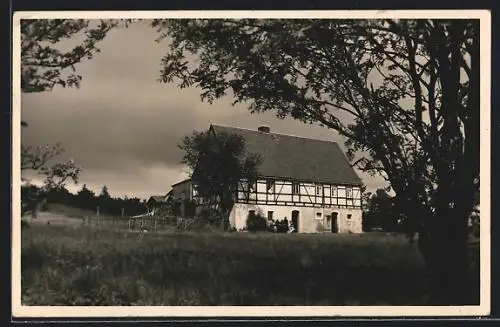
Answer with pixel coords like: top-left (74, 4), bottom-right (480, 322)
top-left (171, 178), bottom-right (191, 187)
top-left (148, 195), bottom-right (167, 203)
top-left (210, 124), bottom-right (363, 186)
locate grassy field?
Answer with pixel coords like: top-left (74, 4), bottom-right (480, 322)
top-left (20, 224), bottom-right (480, 306)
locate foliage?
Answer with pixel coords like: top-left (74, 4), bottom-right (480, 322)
top-left (21, 141), bottom-right (81, 192)
top-left (20, 19), bottom-right (135, 93)
top-left (182, 199), bottom-right (197, 218)
top-left (99, 185), bottom-right (111, 199)
top-left (245, 211), bottom-right (268, 232)
top-left (178, 129), bottom-right (262, 230)
top-left (42, 159), bottom-right (81, 190)
top-left (37, 184), bottom-right (147, 217)
top-left (21, 184), bottom-right (45, 219)
top-left (21, 225), bottom-right (480, 305)
top-left (197, 208), bottom-right (222, 227)
top-left (154, 18), bottom-right (480, 303)
top-left (363, 188), bottom-right (401, 232)
top-left (469, 212), bottom-right (480, 238)
top-left (21, 143), bottom-right (64, 170)
top-left (76, 184), bottom-right (96, 208)
top-left (172, 202), bottom-right (182, 216)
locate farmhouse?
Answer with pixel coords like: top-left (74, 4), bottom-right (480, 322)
top-left (146, 193), bottom-right (172, 215)
top-left (171, 124), bottom-right (364, 233)
top-left (169, 179), bottom-right (196, 217)
top-left (147, 195), bottom-right (167, 206)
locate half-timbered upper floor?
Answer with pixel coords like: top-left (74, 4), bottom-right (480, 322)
top-left (189, 177), bottom-right (361, 209)
top-left (235, 178), bottom-right (361, 208)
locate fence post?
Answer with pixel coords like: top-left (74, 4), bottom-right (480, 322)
top-left (96, 206), bottom-right (100, 225)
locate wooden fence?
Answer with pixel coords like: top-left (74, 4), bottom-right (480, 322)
top-left (82, 214), bottom-right (178, 231)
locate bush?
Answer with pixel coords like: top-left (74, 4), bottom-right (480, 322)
top-left (246, 211), bottom-right (268, 232)
top-left (40, 200), bottom-right (49, 212)
top-left (198, 208), bottom-right (222, 227)
top-left (183, 199), bottom-right (197, 218)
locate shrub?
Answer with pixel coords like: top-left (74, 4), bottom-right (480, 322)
top-left (198, 208), bottom-right (222, 227)
top-left (246, 211), bottom-right (268, 232)
top-left (40, 200), bottom-right (49, 212)
top-left (183, 199), bottom-right (197, 218)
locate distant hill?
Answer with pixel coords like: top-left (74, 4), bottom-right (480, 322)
top-left (43, 203), bottom-right (119, 220)
top-left (22, 203), bottom-right (124, 227)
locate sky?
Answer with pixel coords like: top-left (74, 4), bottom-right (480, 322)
top-left (21, 20), bottom-right (388, 200)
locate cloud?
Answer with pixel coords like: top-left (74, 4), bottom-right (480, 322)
top-left (20, 19), bottom-right (388, 197)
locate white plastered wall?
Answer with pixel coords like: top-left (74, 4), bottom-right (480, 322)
top-left (230, 203), bottom-right (362, 233)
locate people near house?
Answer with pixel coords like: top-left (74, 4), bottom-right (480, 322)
top-left (268, 217), bottom-right (290, 233)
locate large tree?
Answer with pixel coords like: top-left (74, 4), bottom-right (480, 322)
top-left (363, 188), bottom-right (400, 232)
top-left (178, 129), bottom-right (262, 230)
top-left (154, 19), bottom-right (480, 304)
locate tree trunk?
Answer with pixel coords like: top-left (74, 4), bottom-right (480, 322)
top-left (217, 206), bottom-right (230, 231)
top-left (219, 197), bottom-right (235, 231)
top-left (420, 207), bottom-right (472, 305)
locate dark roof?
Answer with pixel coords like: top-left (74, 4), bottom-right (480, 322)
top-left (148, 195), bottom-right (167, 203)
top-left (210, 124), bottom-right (363, 186)
top-left (171, 178), bottom-right (191, 187)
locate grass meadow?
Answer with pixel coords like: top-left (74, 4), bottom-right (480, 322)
top-left (20, 224), bottom-right (480, 306)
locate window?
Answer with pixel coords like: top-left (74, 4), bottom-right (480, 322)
top-left (331, 186), bottom-right (338, 197)
top-left (346, 187), bottom-right (353, 198)
top-left (316, 185), bottom-right (322, 196)
top-left (266, 180), bottom-right (275, 192)
top-left (316, 212), bottom-right (323, 219)
top-left (347, 214), bottom-right (352, 220)
top-left (292, 182), bottom-right (300, 195)
top-left (267, 211), bottom-right (274, 221)
top-left (249, 181), bottom-right (257, 192)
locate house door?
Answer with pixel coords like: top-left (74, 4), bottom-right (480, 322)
top-left (331, 212), bottom-right (339, 233)
top-left (291, 210), bottom-right (299, 233)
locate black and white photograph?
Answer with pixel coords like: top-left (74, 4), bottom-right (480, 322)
top-left (12, 10), bottom-right (491, 318)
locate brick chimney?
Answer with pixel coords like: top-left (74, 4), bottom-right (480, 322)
top-left (258, 125), bottom-right (270, 133)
